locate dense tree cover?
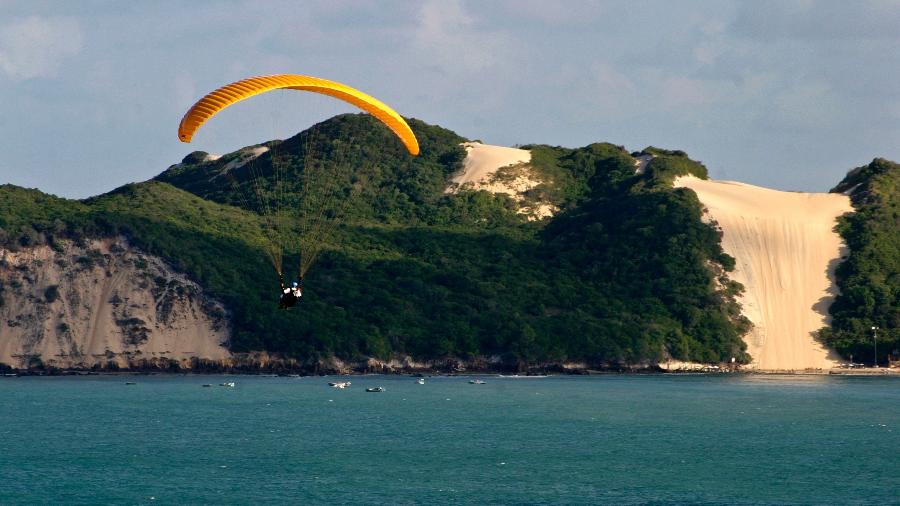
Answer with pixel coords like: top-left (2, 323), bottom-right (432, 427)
top-left (0, 185), bottom-right (91, 248)
top-left (541, 145), bottom-right (749, 363)
top-left (157, 115), bottom-right (520, 228)
top-left (821, 158), bottom-right (900, 365)
top-left (0, 116), bottom-right (752, 366)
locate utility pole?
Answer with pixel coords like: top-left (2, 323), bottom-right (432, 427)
top-left (872, 326), bottom-right (879, 367)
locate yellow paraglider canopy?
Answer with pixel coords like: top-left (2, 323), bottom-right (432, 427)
top-left (178, 74), bottom-right (419, 155)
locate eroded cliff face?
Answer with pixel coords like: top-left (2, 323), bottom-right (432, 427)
top-left (0, 237), bottom-right (230, 369)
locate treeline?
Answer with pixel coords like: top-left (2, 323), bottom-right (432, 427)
top-left (157, 115), bottom-right (521, 229)
top-left (821, 158), bottom-right (900, 364)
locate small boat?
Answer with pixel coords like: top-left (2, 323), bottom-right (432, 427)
top-left (366, 387), bottom-right (385, 392)
top-left (416, 378), bottom-right (426, 385)
top-left (124, 381), bottom-right (137, 385)
top-left (469, 379), bottom-right (486, 385)
top-left (202, 384), bottom-right (212, 387)
top-left (220, 382), bottom-right (235, 388)
top-left (328, 381), bottom-right (351, 389)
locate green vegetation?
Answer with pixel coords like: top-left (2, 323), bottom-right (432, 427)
top-left (157, 115), bottom-right (498, 228)
top-left (0, 116), bottom-right (751, 367)
top-left (821, 158), bottom-right (900, 364)
top-left (540, 145), bottom-right (748, 363)
top-left (639, 147), bottom-right (710, 186)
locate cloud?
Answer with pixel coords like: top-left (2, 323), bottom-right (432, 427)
top-left (406, 0), bottom-right (526, 120)
top-left (591, 63), bottom-right (636, 97)
top-left (413, 0), bottom-right (514, 74)
top-left (494, 0), bottom-right (607, 26)
top-left (732, 0), bottom-right (900, 41)
top-left (660, 76), bottom-right (719, 108)
top-left (768, 80), bottom-right (840, 128)
top-left (0, 16), bottom-right (83, 80)
top-left (570, 62), bottom-right (638, 115)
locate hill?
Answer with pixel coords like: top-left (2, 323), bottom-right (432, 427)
top-left (2, 115), bottom-right (754, 371)
top-left (821, 158), bottom-right (900, 365)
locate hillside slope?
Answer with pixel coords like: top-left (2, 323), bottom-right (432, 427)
top-left (0, 237), bottom-right (228, 369)
top-left (822, 158), bottom-right (900, 364)
top-left (675, 176), bottom-right (851, 370)
top-left (2, 117), bottom-right (754, 371)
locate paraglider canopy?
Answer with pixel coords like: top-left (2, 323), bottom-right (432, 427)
top-left (178, 74), bottom-right (419, 155)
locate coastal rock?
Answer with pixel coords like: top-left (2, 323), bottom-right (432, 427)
top-left (0, 237), bottom-right (229, 369)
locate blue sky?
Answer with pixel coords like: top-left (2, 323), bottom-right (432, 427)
top-left (2, 0), bottom-right (899, 198)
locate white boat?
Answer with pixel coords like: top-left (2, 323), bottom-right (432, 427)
top-left (328, 381), bottom-right (351, 389)
top-left (220, 382), bottom-right (235, 387)
top-left (416, 378), bottom-right (426, 385)
top-left (469, 379), bottom-right (486, 385)
top-left (366, 387), bottom-right (385, 392)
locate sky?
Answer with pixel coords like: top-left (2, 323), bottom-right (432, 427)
top-left (1, 0), bottom-right (899, 198)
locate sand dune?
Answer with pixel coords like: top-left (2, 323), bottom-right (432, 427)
top-left (449, 142), bottom-right (532, 189)
top-left (675, 176), bottom-right (853, 370)
top-left (446, 142), bottom-right (556, 219)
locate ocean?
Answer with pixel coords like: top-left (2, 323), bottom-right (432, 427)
top-left (1, 374), bottom-right (898, 505)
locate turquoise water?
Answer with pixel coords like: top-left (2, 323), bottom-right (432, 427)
top-left (1, 374), bottom-right (898, 505)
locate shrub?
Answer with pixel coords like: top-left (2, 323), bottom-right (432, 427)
top-left (44, 285), bottom-right (59, 303)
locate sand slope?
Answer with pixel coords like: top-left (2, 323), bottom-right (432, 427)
top-left (446, 142), bottom-right (557, 219)
top-left (449, 142), bottom-right (532, 188)
top-left (0, 237), bottom-right (229, 369)
top-left (675, 176), bottom-right (853, 370)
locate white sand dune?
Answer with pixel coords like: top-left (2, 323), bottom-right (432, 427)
top-left (217, 146), bottom-right (268, 175)
top-left (447, 142), bottom-right (556, 219)
top-left (675, 176), bottom-right (853, 370)
top-left (449, 142), bottom-right (531, 189)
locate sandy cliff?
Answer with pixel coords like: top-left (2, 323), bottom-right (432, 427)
top-left (675, 176), bottom-right (853, 370)
top-left (446, 142), bottom-right (557, 219)
top-left (0, 237), bottom-right (229, 369)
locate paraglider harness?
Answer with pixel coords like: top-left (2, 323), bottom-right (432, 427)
top-left (278, 273), bottom-right (303, 310)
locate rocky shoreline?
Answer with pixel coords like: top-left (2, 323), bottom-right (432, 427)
top-left (3, 352), bottom-right (895, 377)
top-left (0, 353), bottom-right (696, 376)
